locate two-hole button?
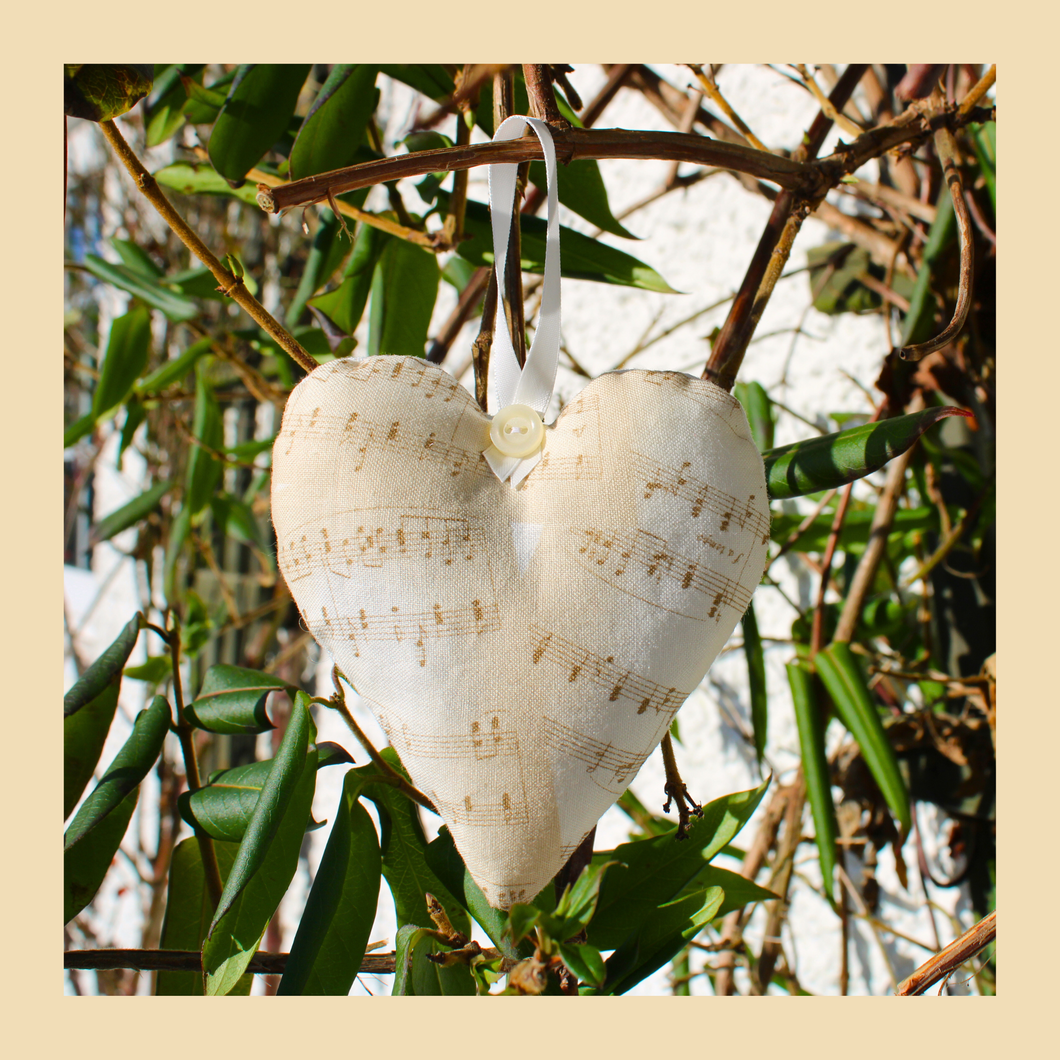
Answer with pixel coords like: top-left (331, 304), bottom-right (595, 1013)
top-left (489, 404), bottom-right (545, 459)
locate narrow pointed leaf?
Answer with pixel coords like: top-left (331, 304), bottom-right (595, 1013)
top-left (735, 380), bottom-right (774, 452)
top-left (901, 186), bottom-right (956, 346)
top-left (109, 237), bottom-right (164, 278)
top-left (601, 885), bottom-right (725, 995)
top-left (816, 643), bottom-right (911, 833)
top-left (184, 664), bottom-right (286, 735)
top-left (308, 222), bottom-right (389, 335)
top-left (202, 694), bottom-right (318, 994)
top-left (742, 601), bottom-right (768, 764)
top-left (368, 238), bottom-right (439, 358)
top-left (64, 612), bottom-right (142, 720)
top-left (185, 363), bottom-right (222, 515)
top-left (278, 776), bottom-right (382, 994)
top-left (64, 789), bottom-right (137, 924)
top-left (156, 838), bottom-right (251, 995)
top-left (358, 749), bottom-right (469, 937)
top-left (144, 64), bottom-right (205, 147)
top-left (788, 660), bottom-right (839, 901)
top-left (91, 481), bottom-right (171, 545)
top-left (558, 941), bottom-right (607, 988)
top-left (763, 406), bottom-right (972, 500)
top-left (443, 193), bottom-right (677, 292)
top-left (65, 694), bottom-right (171, 850)
top-left (154, 162), bottom-right (264, 207)
top-left (64, 412), bottom-right (96, 449)
top-left (83, 255), bottom-right (198, 322)
top-left (136, 337), bottom-right (212, 393)
top-left (91, 306), bottom-right (153, 419)
top-left (208, 64), bottom-right (312, 186)
top-left (701, 865), bottom-right (779, 917)
top-left (290, 64), bottom-right (378, 180)
top-left (529, 158), bottom-right (637, 239)
top-left (587, 777), bottom-right (769, 950)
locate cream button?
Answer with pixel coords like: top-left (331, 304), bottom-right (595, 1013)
top-left (489, 404), bottom-right (545, 459)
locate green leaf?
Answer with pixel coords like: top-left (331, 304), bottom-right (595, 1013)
top-left (156, 838), bottom-right (251, 995)
top-left (558, 941), bottom-right (607, 988)
top-left (64, 412), bottom-right (96, 449)
top-left (109, 237), bottom-right (163, 278)
top-left (763, 406), bottom-right (971, 500)
top-left (208, 64), bottom-right (312, 186)
top-left (123, 655), bottom-right (173, 685)
top-left (587, 777), bottom-right (770, 951)
top-left (163, 504), bottom-right (191, 605)
top-left (971, 122), bottom-right (996, 216)
top-left (741, 601), bottom-right (768, 764)
top-left (64, 789), bottom-right (137, 924)
top-left (286, 211), bottom-right (349, 328)
top-left (91, 481), bottom-right (171, 545)
top-left (735, 380), bottom-right (774, 452)
top-left (290, 65), bottom-right (378, 180)
top-left (816, 643), bottom-right (911, 833)
top-left (64, 612), bottom-right (142, 720)
top-left (600, 885), bottom-right (725, 995)
top-left (202, 694), bottom-right (318, 994)
top-left (309, 223), bottom-right (390, 335)
top-left (529, 158), bottom-right (637, 239)
top-left (83, 255), bottom-right (198, 323)
top-left (367, 237), bottom-right (440, 358)
top-left (182, 70), bottom-right (236, 123)
top-left (179, 744), bottom-right (348, 843)
top-left (184, 664), bottom-right (285, 735)
top-left (358, 750), bottom-right (470, 937)
top-left (136, 337), bottom-right (212, 393)
top-left (806, 242), bottom-right (913, 316)
top-left (788, 661), bottom-right (839, 902)
top-left (209, 494), bottom-right (266, 553)
top-left (901, 187), bottom-right (956, 346)
top-left (392, 925), bottom-right (476, 996)
top-left (185, 362), bottom-right (223, 515)
top-left (65, 64), bottom-right (153, 122)
top-left (65, 695), bottom-right (171, 851)
top-left (702, 865), bottom-right (779, 917)
top-left (770, 503), bottom-right (934, 554)
top-left (91, 306), bottom-right (153, 420)
top-left (153, 163), bottom-right (264, 207)
top-left (117, 399), bottom-right (146, 467)
top-left (65, 611), bottom-right (141, 816)
top-left (446, 194), bottom-right (677, 292)
top-left (378, 65), bottom-right (453, 101)
top-left (278, 776), bottom-right (382, 995)
top-left (144, 64), bottom-right (205, 148)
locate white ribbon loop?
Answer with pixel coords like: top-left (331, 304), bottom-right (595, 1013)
top-left (483, 115), bottom-right (561, 486)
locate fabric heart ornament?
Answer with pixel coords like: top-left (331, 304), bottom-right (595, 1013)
top-left (271, 118), bottom-right (770, 908)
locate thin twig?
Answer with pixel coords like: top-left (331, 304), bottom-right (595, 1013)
top-left (97, 120), bottom-right (316, 375)
top-left (957, 65), bottom-right (996, 117)
top-left (895, 911), bottom-right (996, 995)
top-left (686, 65), bottom-right (768, 152)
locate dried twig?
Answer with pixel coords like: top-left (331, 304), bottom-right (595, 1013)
top-left (895, 911), bottom-right (996, 995)
top-left (64, 948), bottom-right (398, 976)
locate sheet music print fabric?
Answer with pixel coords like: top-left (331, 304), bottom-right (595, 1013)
top-left (272, 356), bottom-right (770, 909)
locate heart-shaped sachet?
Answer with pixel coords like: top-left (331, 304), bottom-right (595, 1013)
top-left (272, 355), bottom-right (770, 907)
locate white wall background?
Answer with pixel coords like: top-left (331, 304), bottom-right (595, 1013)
top-left (64, 64), bottom-right (978, 996)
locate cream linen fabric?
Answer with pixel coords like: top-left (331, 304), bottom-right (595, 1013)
top-left (272, 356), bottom-right (770, 909)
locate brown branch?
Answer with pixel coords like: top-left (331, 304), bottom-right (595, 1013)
top-left (895, 911), bottom-right (996, 995)
top-left (897, 96), bottom-right (975, 362)
top-left (660, 732), bottom-right (702, 838)
top-left (64, 948), bottom-right (398, 976)
top-left (523, 64), bottom-right (569, 127)
top-left (426, 266), bottom-right (490, 365)
top-left (703, 65), bottom-right (869, 392)
top-left (258, 127), bottom-right (810, 215)
top-left (958, 65), bottom-right (996, 117)
top-left (97, 120), bottom-right (316, 376)
top-left (580, 64), bottom-right (633, 128)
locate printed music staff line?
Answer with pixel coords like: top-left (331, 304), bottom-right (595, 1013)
top-left (529, 624), bottom-right (688, 718)
top-left (634, 452), bottom-right (771, 543)
top-left (543, 716), bottom-right (642, 794)
top-left (572, 526), bottom-right (753, 621)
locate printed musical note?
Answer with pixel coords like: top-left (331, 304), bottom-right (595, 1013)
top-left (572, 528), bottom-right (753, 621)
top-left (635, 453), bottom-right (771, 541)
top-left (529, 624), bottom-right (688, 717)
top-left (400, 712), bottom-right (519, 761)
top-left (432, 791), bottom-right (529, 827)
top-left (543, 717), bottom-right (643, 794)
top-left (278, 408), bottom-right (486, 479)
